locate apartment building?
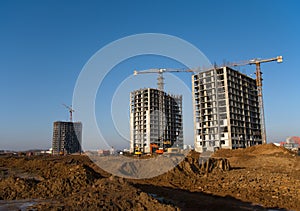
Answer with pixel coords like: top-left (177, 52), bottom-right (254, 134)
top-left (130, 88), bottom-right (183, 153)
top-left (52, 121), bottom-right (82, 154)
top-left (192, 67), bottom-right (262, 152)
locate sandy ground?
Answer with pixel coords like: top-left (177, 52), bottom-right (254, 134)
top-left (0, 144), bottom-right (299, 210)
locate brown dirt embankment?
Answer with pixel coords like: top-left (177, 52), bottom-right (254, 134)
top-left (0, 144), bottom-right (299, 210)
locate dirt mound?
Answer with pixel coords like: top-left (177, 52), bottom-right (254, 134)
top-left (139, 151), bottom-right (231, 191)
top-left (0, 163), bottom-right (101, 200)
top-left (213, 143), bottom-right (294, 158)
top-left (34, 164), bottom-right (102, 198)
top-left (0, 177), bottom-right (38, 200)
top-left (1, 151), bottom-right (300, 210)
top-left (0, 156), bottom-right (178, 210)
top-left (29, 176), bottom-right (176, 211)
top-left (132, 148), bottom-right (300, 211)
top-left (242, 143), bottom-right (293, 155)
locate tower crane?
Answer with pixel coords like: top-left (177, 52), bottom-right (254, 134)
top-left (133, 68), bottom-right (195, 91)
top-left (133, 68), bottom-right (195, 152)
top-left (62, 104), bottom-right (75, 122)
top-left (227, 56), bottom-right (283, 144)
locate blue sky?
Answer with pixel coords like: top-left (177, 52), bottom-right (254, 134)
top-left (0, 0), bottom-right (299, 150)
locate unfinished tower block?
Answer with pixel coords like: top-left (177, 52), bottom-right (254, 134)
top-left (192, 67), bottom-right (262, 152)
top-left (130, 88), bottom-right (183, 154)
top-left (52, 121), bottom-right (82, 155)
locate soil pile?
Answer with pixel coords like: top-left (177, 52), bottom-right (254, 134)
top-left (0, 162), bottom-right (102, 199)
top-left (213, 143), bottom-right (294, 158)
top-left (133, 145), bottom-right (300, 210)
top-left (163, 151), bottom-right (230, 177)
top-left (0, 156), bottom-right (177, 210)
top-left (0, 144), bottom-right (299, 210)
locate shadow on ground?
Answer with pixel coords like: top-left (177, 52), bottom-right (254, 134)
top-left (133, 183), bottom-right (287, 211)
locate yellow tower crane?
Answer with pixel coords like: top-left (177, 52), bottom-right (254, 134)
top-left (227, 56), bottom-right (283, 144)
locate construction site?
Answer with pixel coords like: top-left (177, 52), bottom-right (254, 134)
top-left (130, 56), bottom-right (283, 156)
top-left (1, 56), bottom-right (300, 210)
top-left (0, 143), bottom-right (299, 210)
top-left (193, 67), bottom-right (262, 152)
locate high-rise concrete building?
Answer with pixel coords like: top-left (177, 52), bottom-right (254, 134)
top-left (130, 88), bottom-right (183, 153)
top-left (52, 121), bottom-right (82, 154)
top-left (192, 67), bottom-right (262, 152)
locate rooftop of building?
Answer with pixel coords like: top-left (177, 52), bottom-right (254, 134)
top-left (54, 121), bottom-right (82, 124)
top-left (193, 66), bottom-right (256, 80)
top-left (131, 87), bottom-right (182, 99)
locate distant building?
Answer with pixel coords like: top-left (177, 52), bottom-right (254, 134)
top-left (192, 67), bottom-right (262, 152)
top-left (281, 136), bottom-right (300, 151)
top-left (52, 121), bottom-right (82, 154)
top-left (130, 88), bottom-right (183, 154)
top-left (286, 136), bottom-right (300, 144)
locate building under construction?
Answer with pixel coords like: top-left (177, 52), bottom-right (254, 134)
top-left (192, 67), bottom-right (262, 152)
top-left (130, 88), bottom-right (183, 154)
top-left (52, 121), bottom-right (82, 154)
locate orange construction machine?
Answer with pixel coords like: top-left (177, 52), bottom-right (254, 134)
top-left (150, 143), bottom-right (164, 155)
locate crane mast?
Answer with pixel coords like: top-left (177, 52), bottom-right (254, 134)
top-left (62, 104), bottom-right (75, 122)
top-left (157, 72), bottom-right (164, 91)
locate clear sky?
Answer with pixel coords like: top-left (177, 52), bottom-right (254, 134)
top-left (0, 0), bottom-right (299, 150)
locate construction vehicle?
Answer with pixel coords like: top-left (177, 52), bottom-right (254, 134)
top-left (134, 145), bottom-right (142, 156)
top-left (150, 143), bottom-right (164, 155)
top-left (163, 140), bottom-right (172, 149)
top-left (155, 148), bottom-right (164, 154)
top-left (134, 151), bottom-right (142, 156)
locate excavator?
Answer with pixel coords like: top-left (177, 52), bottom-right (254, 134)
top-left (150, 143), bottom-right (164, 155)
top-left (134, 141), bottom-right (174, 155)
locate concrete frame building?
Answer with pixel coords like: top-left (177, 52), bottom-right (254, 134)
top-left (192, 67), bottom-right (262, 152)
top-left (130, 88), bottom-right (183, 153)
top-left (52, 121), bottom-right (82, 154)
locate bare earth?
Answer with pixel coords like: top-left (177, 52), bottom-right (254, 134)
top-left (0, 144), bottom-right (299, 210)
